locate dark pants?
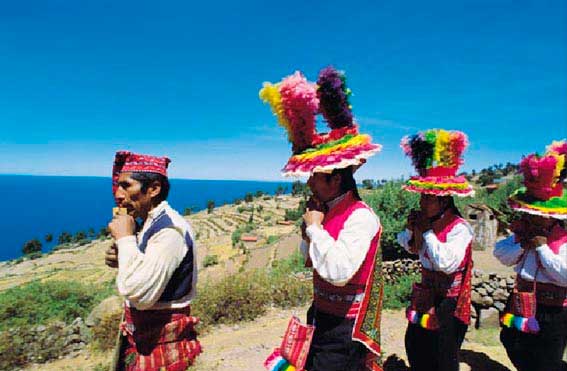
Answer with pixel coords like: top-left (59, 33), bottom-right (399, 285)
top-left (405, 298), bottom-right (468, 371)
top-left (305, 305), bottom-right (367, 371)
top-left (500, 304), bottom-right (567, 371)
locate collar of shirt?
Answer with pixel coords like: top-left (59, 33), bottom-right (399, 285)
top-left (325, 191), bottom-right (349, 211)
top-left (139, 200), bottom-right (170, 236)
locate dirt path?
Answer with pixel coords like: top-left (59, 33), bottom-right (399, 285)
top-left (190, 306), bottom-right (513, 371)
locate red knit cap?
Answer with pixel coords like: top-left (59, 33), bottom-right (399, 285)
top-left (112, 151), bottom-right (171, 194)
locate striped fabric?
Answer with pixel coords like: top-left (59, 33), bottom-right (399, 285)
top-left (279, 316), bottom-right (314, 369)
top-left (121, 305), bottom-right (202, 371)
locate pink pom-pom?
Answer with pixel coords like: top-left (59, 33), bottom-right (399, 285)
top-left (280, 72), bottom-right (319, 154)
top-left (400, 136), bottom-right (412, 156)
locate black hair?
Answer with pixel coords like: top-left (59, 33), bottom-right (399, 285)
top-left (444, 196), bottom-right (463, 218)
top-left (324, 166), bottom-right (361, 201)
top-left (130, 172), bottom-right (170, 203)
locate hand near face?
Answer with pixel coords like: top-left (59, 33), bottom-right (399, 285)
top-left (105, 243), bottom-right (118, 268)
top-left (303, 209), bottom-right (324, 228)
top-left (108, 214), bottom-right (136, 241)
top-left (529, 235), bottom-right (548, 249)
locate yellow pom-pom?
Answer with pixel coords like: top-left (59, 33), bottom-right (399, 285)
top-left (420, 314), bottom-right (430, 328)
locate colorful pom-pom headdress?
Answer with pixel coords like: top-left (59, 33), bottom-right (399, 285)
top-left (259, 66), bottom-right (381, 177)
top-left (400, 129), bottom-right (474, 197)
top-left (508, 140), bottom-right (567, 219)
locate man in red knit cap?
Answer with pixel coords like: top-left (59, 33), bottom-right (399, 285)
top-left (105, 150), bottom-right (201, 371)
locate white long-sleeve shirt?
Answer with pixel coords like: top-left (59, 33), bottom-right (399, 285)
top-left (115, 201), bottom-right (198, 310)
top-left (300, 204), bottom-right (380, 287)
top-left (493, 235), bottom-right (567, 287)
top-left (397, 221), bottom-right (473, 274)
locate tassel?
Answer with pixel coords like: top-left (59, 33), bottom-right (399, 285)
top-left (500, 312), bottom-right (540, 334)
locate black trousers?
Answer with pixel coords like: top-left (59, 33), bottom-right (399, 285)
top-left (305, 305), bottom-right (368, 371)
top-left (405, 298), bottom-right (468, 371)
top-left (500, 304), bottom-right (567, 371)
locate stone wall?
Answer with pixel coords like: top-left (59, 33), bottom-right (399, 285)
top-left (382, 259), bottom-right (515, 326)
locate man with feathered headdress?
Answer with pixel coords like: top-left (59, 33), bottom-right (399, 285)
top-left (397, 129), bottom-right (475, 371)
top-left (105, 151), bottom-right (201, 371)
top-left (260, 67), bottom-right (384, 371)
top-left (494, 140), bottom-right (567, 371)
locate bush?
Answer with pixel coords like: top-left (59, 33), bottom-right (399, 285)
top-left (284, 200), bottom-right (306, 221)
top-left (58, 231), bottom-right (72, 244)
top-left (231, 223), bottom-right (255, 246)
top-left (363, 181), bottom-right (419, 260)
top-left (27, 251), bottom-right (43, 260)
top-left (192, 270), bottom-right (271, 326)
top-left (383, 274), bottom-right (419, 309)
top-left (362, 179), bottom-right (375, 190)
top-left (22, 238), bottom-right (42, 256)
top-left (91, 310), bottom-right (123, 351)
top-left (206, 200), bottom-right (215, 214)
top-left (202, 254), bottom-right (219, 267)
top-left (73, 230), bottom-right (86, 242)
top-left (192, 253), bottom-right (312, 330)
top-left (0, 321), bottom-right (68, 369)
top-left (0, 280), bottom-right (115, 331)
top-left (267, 235), bottom-right (279, 245)
top-left (244, 192), bottom-right (254, 203)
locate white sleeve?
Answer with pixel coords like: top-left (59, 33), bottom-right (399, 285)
top-left (493, 235), bottom-right (524, 266)
top-left (116, 228), bottom-right (187, 310)
top-left (306, 208), bottom-right (380, 287)
top-left (397, 229), bottom-right (414, 253)
top-left (423, 223), bottom-right (473, 274)
top-left (537, 243), bottom-right (567, 286)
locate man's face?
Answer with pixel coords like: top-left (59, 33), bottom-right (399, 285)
top-left (420, 194), bottom-right (447, 218)
top-left (114, 172), bottom-right (153, 219)
top-left (307, 172), bottom-right (340, 203)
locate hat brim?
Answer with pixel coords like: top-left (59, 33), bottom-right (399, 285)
top-left (282, 134), bottom-right (381, 177)
top-left (509, 187), bottom-right (567, 220)
top-left (402, 176), bottom-right (475, 197)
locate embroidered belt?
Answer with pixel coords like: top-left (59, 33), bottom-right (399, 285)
top-left (517, 278), bottom-right (567, 307)
top-left (314, 287), bottom-right (364, 303)
top-left (421, 269), bottom-right (463, 297)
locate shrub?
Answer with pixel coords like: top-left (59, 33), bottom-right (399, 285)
top-left (267, 235), bottom-right (279, 245)
top-left (74, 230), bottom-right (86, 242)
top-left (284, 199), bottom-right (306, 221)
top-left (0, 280), bottom-right (115, 331)
top-left (244, 192), bottom-right (254, 203)
top-left (206, 200), bottom-right (215, 214)
top-left (91, 309), bottom-right (123, 351)
top-left (0, 321), bottom-right (67, 369)
top-left (202, 254), bottom-right (219, 267)
top-left (58, 231), bottom-right (72, 244)
top-left (27, 251), bottom-right (43, 260)
top-left (383, 274), bottom-right (419, 309)
top-left (362, 179), bottom-right (375, 190)
top-left (363, 181), bottom-right (419, 260)
top-left (231, 223), bottom-right (255, 246)
top-left (192, 270), bottom-right (271, 326)
top-left (22, 238), bottom-right (42, 256)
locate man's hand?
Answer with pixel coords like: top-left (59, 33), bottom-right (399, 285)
top-left (529, 235), bottom-right (548, 249)
top-left (303, 209), bottom-right (324, 228)
top-left (108, 214), bottom-right (136, 240)
top-left (105, 243), bottom-right (119, 268)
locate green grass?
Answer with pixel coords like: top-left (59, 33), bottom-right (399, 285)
top-left (0, 279), bottom-right (116, 331)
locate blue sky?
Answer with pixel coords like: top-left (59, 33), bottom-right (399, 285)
top-left (0, 0), bottom-right (565, 181)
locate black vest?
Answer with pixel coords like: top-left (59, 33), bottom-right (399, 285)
top-left (138, 210), bottom-right (194, 302)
